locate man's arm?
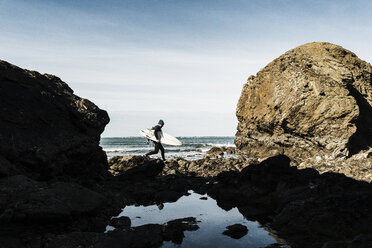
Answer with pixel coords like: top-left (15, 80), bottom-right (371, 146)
top-left (154, 126), bottom-right (161, 142)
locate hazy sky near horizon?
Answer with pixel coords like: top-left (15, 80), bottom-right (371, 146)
top-left (1, 0), bottom-right (372, 136)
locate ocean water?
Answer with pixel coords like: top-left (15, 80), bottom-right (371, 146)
top-left (100, 136), bottom-right (235, 160)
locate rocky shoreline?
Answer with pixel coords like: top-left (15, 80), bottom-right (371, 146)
top-left (106, 154), bottom-right (372, 247)
top-left (1, 41), bottom-right (372, 248)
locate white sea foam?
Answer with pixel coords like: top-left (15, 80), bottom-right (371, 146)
top-left (101, 136), bottom-right (235, 160)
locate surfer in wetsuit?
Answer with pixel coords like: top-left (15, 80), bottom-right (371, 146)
top-left (145, 120), bottom-right (165, 161)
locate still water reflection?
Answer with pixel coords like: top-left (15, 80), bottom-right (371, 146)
top-left (107, 191), bottom-right (281, 248)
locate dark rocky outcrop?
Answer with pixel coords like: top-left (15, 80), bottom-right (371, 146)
top-left (0, 60), bottom-right (110, 247)
top-left (115, 159), bottom-right (165, 181)
top-left (0, 175), bottom-right (105, 223)
top-left (108, 216), bottom-right (131, 230)
top-left (235, 42), bottom-right (372, 162)
top-left (0, 60), bottom-right (109, 181)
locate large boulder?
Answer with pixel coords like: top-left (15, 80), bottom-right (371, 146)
top-left (235, 42), bottom-right (372, 161)
top-left (0, 60), bottom-right (109, 180)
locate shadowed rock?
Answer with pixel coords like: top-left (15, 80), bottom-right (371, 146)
top-left (206, 155), bottom-right (372, 247)
top-left (109, 216), bottom-right (131, 229)
top-left (0, 175), bottom-right (105, 223)
top-left (116, 159), bottom-right (165, 181)
top-left (0, 60), bottom-right (110, 247)
top-left (0, 60), bottom-right (109, 181)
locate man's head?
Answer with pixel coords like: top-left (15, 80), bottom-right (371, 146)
top-left (158, 119), bottom-right (164, 127)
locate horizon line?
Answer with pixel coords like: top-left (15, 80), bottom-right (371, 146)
top-left (101, 135), bottom-right (236, 138)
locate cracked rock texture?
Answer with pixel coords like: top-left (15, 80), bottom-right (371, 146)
top-left (235, 42), bottom-right (372, 162)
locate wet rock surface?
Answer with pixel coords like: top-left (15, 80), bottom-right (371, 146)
top-left (206, 146), bottom-right (238, 157)
top-left (235, 42), bottom-right (372, 162)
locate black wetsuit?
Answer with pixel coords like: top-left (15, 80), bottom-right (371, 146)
top-left (145, 125), bottom-right (165, 160)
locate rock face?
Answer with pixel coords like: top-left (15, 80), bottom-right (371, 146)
top-left (0, 59), bottom-right (111, 244)
top-left (0, 60), bottom-right (109, 180)
top-left (235, 42), bottom-right (372, 161)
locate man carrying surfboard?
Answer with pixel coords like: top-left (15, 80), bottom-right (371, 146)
top-left (145, 120), bottom-right (166, 161)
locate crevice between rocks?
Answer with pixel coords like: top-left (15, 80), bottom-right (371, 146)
top-left (346, 83), bottom-right (372, 157)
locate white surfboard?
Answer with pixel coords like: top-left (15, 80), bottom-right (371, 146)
top-left (140, 128), bottom-right (182, 146)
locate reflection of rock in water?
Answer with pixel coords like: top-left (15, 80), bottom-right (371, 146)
top-left (104, 217), bottom-right (200, 248)
top-left (163, 217), bottom-right (200, 244)
top-left (110, 191), bottom-right (278, 248)
top-left (222, 224), bottom-right (248, 239)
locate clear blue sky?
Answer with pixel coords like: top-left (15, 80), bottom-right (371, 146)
top-left (1, 0), bottom-right (371, 136)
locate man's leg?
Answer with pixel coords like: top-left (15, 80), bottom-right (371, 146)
top-left (159, 143), bottom-right (165, 161)
top-left (146, 143), bottom-right (160, 156)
